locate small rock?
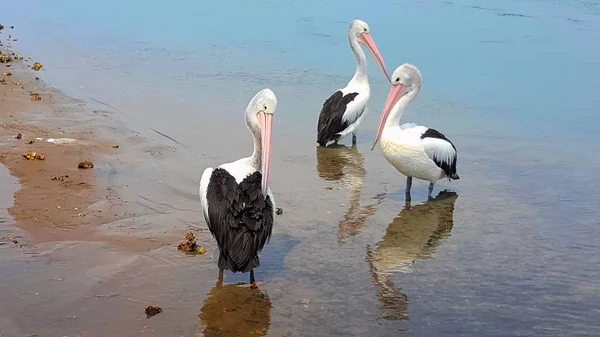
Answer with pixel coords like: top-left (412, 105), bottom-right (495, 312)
top-left (276, 207), bottom-right (283, 215)
top-left (145, 305), bottom-right (162, 318)
top-left (26, 138), bottom-right (35, 144)
top-left (326, 186), bottom-right (333, 190)
top-left (3, 72), bottom-right (11, 76)
top-left (15, 133), bottom-right (22, 139)
top-left (78, 160), bottom-right (94, 169)
top-left (112, 145), bottom-right (119, 149)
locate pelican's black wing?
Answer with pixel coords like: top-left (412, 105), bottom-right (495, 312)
top-left (205, 168), bottom-right (274, 273)
top-left (420, 128), bottom-right (459, 180)
top-left (317, 90), bottom-right (360, 146)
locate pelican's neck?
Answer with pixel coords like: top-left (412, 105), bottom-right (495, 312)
top-left (349, 36), bottom-right (367, 83)
top-left (385, 96), bottom-right (412, 131)
top-left (249, 127), bottom-right (262, 171)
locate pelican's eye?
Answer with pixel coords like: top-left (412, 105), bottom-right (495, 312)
top-left (263, 104), bottom-right (268, 110)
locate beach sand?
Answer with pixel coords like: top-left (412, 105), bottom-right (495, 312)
top-left (0, 45), bottom-right (185, 252)
top-left (0, 51), bottom-right (117, 241)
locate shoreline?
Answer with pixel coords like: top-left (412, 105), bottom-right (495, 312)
top-left (0, 43), bottom-right (182, 252)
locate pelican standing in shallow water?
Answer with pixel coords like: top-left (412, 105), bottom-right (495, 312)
top-left (199, 88), bottom-right (277, 288)
top-left (370, 64), bottom-right (459, 200)
top-left (317, 19), bottom-right (391, 147)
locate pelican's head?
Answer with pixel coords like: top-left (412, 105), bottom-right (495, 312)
top-left (371, 64), bottom-right (422, 150)
top-left (245, 88), bottom-right (277, 196)
top-left (348, 19), bottom-right (391, 83)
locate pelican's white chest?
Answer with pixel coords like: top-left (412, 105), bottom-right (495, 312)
top-left (380, 128), bottom-right (443, 182)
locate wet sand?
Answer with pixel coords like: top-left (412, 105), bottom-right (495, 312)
top-left (0, 65), bottom-right (117, 243)
top-left (0, 44), bottom-right (184, 252)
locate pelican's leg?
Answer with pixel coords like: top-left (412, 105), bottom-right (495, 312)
top-left (250, 269), bottom-right (262, 289)
top-left (218, 268), bottom-right (224, 284)
top-left (405, 177), bottom-right (413, 201)
top-left (428, 182), bottom-right (435, 199)
top-left (352, 133), bottom-right (357, 146)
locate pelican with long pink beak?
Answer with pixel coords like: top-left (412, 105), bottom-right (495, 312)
top-left (317, 19), bottom-right (391, 147)
top-left (370, 64), bottom-right (459, 201)
top-left (199, 88), bottom-right (277, 287)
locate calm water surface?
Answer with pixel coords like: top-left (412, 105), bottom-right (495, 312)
top-left (1, 0), bottom-right (600, 336)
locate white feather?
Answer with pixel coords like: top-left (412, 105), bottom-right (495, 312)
top-left (422, 137), bottom-right (456, 168)
top-left (338, 80), bottom-right (370, 138)
top-left (199, 167), bottom-right (213, 228)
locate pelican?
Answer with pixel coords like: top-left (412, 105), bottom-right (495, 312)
top-left (316, 19), bottom-right (390, 147)
top-left (199, 88), bottom-right (277, 288)
top-left (370, 64), bottom-right (459, 200)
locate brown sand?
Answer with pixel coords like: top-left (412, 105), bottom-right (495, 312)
top-left (0, 61), bottom-right (122, 243)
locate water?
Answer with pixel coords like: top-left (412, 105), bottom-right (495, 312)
top-left (1, 0), bottom-right (600, 336)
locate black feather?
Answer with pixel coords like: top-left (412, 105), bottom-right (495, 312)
top-left (317, 90), bottom-right (360, 146)
top-left (206, 168), bottom-right (274, 273)
top-left (420, 128), bottom-right (460, 180)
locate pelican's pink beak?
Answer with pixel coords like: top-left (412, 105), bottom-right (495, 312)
top-left (357, 32), bottom-right (391, 83)
top-left (257, 111), bottom-right (273, 196)
top-left (370, 84), bottom-right (408, 151)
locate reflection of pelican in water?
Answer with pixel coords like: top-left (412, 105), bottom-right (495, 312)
top-left (199, 278), bottom-right (272, 337)
top-left (316, 145), bottom-right (382, 242)
top-left (366, 190), bottom-right (458, 320)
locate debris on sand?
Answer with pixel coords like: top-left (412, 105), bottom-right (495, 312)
top-left (145, 305), bottom-right (162, 318)
top-left (51, 175), bottom-right (69, 181)
top-left (30, 92), bottom-right (41, 101)
top-left (22, 152), bottom-right (45, 160)
top-left (0, 53), bottom-right (11, 63)
top-left (0, 154), bottom-right (6, 160)
top-left (276, 207), bottom-right (283, 216)
top-left (0, 78), bottom-right (5, 83)
top-left (177, 232), bottom-right (206, 254)
top-left (326, 186), bottom-right (333, 190)
top-left (10, 26), bottom-right (14, 29)
top-left (78, 160), bottom-right (94, 169)
top-left (32, 62), bottom-right (43, 71)
top-left (112, 145), bottom-right (119, 149)
top-left (15, 133), bottom-right (22, 139)
top-left (4, 235), bottom-right (19, 244)
top-left (25, 138), bottom-right (35, 144)
top-left (3, 72), bottom-right (11, 76)
top-left (0, 24), bottom-right (4, 31)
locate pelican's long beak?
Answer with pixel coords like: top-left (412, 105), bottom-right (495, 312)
top-left (370, 84), bottom-right (408, 151)
top-left (257, 111), bottom-right (273, 197)
top-left (357, 32), bottom-right (391, 83)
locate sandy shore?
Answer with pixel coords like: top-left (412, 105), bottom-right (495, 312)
top-left (0, 49), bottom-right (121, 242)
top-left (0, 41), bottom-right (187, 252)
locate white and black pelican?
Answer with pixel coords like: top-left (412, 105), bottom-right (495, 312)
top-left (317, 19), bottom-right (390, 147)
top-left (199, 88), bottom-right (277, 287)
top-left (370, 64), bottom-right (459, 200)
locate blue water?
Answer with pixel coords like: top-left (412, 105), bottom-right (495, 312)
top-left (2, 1), bottom-right (600, 336)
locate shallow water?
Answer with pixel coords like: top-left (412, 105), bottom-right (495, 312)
top-left (2, 0), bottom-right (600, 336)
